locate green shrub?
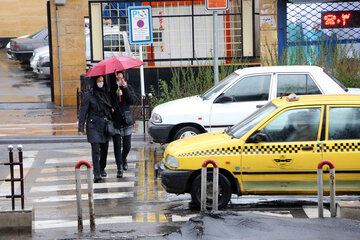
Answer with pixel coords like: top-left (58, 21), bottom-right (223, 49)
top-left (150, 58), bottom-right (248, 106)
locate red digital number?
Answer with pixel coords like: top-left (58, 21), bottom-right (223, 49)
top-left (323, 14), bottom-right (337, 26)
top-left (341, 13), bottom-right (351, 26)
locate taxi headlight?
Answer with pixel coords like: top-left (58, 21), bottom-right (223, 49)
top-left (165, 154), bottom-right (179, 168)
top-left (151, 112), bottom-right (162, 123)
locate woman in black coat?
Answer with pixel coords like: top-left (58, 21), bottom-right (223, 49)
top-left (111, 71), bottom-right (136, 178)
top-left (78, 75), bottom-right (113, 182)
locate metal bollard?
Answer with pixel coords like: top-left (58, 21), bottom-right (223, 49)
top-left (4, 145), bottom-right (25, 210)
top-left (75, 160), bottom-right (95, 233)
top-left (18, 145), bottom-right (24, 210)
top-left (317, 159), bottom-right (336, 218)
top-left (201, 159), bottom-right (219, 212)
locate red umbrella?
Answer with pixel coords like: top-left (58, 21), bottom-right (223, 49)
top-left (85, 56), bottom-right (145, 77)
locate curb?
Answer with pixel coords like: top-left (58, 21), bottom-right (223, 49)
top-left (0, 134), bottom-right (152, 144)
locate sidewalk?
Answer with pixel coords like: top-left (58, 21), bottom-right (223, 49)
top-left (0, 101), bottom-right (150, 141)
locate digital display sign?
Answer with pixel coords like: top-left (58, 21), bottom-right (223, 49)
top-left (321, 11), bottom-right (360, 29)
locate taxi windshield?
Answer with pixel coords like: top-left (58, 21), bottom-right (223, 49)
top-left (226, 103), bottom-right (277, 139)
top-left (201, 72), bottom-right (239, 100)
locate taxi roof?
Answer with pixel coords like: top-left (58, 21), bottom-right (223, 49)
top-left (272, 94), bottom-right (360, 108)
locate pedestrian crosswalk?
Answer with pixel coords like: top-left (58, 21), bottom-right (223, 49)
top-left (0, 145), bottom-right (333, 233)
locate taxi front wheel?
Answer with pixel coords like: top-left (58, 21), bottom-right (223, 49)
top-left (190, 173), bottom-right (232, 209)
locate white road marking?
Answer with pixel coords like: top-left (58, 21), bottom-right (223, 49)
top-left (303, 206), bottom-right (330, 218)
top-left (40, 163), bottom-right (136, 173)
top-left (35, 215), bottom-right (133, 229)
top-left (35, 172), bottom-right (135, 182)
top-left (32, 192), bottom-right (134, 203)
top-left (243, 211), bottom-right (293, 218)
top-left (0, 122), bottom-right (78, 127)
top-left (30, 181), bottom-right (135, 193)
top-left (172, 214), bottom-right (197, 222)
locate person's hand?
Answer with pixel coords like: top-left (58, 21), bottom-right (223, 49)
top-left (121, 79), bottom-right (127, 87)
top-left (117, 88), bottom-right (123, 96)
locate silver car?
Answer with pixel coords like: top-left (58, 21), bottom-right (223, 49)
top-left (8, 28), bottom-right (48, 63)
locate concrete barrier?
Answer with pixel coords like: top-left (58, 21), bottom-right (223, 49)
top-left (337, 201), bottom-right (360, 220)
top-left (0, 209), bottom-right (33, 233)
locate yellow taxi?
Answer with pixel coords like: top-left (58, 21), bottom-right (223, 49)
top-left (158, 94), bottom-right (360, 209)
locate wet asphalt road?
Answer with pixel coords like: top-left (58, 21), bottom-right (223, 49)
top-left (1, 48), bottom-right (360, 239)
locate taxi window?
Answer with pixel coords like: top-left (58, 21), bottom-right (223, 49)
top-left (328, 107), bottom-right (360, 140)
top-left (223, 75), bottom-right (271, 102)
top-left (228, 102), bottom-right (277, 139)
top-left (260, 108), bottom-right (321, 142)
top-left (277, 74), bottom-right (321, 97)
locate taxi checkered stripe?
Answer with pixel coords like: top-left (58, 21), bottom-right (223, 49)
top-left (243, 144), bottom-right (312, 155)
top-left (322, 142), bottom-right (360, 152)
top-left (178, 146), bottom-right (241, 157)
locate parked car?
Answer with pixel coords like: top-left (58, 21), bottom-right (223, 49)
top-left (85, 26), bottom-right (137, 67)
top-left (30, 46), bottom-right (49, 73)
top-left (157, 94), bottom-right (360, 209)
top-left (30, 26), bottom-right (136, 78)
top-left (8, 28), bottom-right (48, 63)
top-left (148, 66), bottom-right (359, 144)
top-left (6, 34), bottom-right (30, 60)
top-left (35, 53), bottom-right (51, 79)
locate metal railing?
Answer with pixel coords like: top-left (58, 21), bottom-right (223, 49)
top-left (0, 145), bottom-right (25, 210)
top-left (75, 160), bottom-right (95, 232)
top-left (317, 159), bottom-right (336, 218)
top-left (201, 159), bottom-right (219, 212)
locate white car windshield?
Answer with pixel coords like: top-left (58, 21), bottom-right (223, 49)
top-left (226, 102), bottom-right (277, 139)
top-left (201, 72), bottom-right (239, 100)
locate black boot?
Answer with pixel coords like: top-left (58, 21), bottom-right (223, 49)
top-left (123, 160), bottom-right (128, 171)
top-left (100, 169), bottom-right (107, 177)
top-left (117, 165), bottom-right (123, 178)
top-left (94, 175), bottom-right (102, 183)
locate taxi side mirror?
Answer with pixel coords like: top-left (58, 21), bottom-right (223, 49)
top-left (247, 132), bottom-right (267, 143)
top-left (214, 94), bottom-right (233, 103)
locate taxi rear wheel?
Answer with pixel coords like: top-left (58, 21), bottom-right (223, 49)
top-left (173, 126), bottom-right (200, 141)
top-left (190, 173), bottom-right (232, 209)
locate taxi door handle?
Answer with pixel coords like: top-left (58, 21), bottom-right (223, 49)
top-left (256, 105), bottom-right (264, 108)
top-left (302, 146), bottom-right (313, 151)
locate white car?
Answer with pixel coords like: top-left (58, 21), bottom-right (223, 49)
top-left (30, 46), bottom-right (49, 72)
top-left (35, 53), bottom-right (51, 78)
top-left (148, 65), bottom-right (357, 143)
top-left (30, 26), bottom-right (136, 78)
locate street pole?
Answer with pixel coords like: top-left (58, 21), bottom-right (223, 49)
top-left (139, 45), bottom-right (146, 134)
top-left (213, 11), bottom-right (219, 85)
top-left (56, 6), bottom-right (63, 107)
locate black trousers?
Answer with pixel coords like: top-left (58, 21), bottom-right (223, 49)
top-left (112, 134), bottom-right (131, 170)
top-left (91, 142), bottom-right (109, 178)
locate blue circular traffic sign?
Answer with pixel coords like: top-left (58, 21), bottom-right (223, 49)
top-left (137, 20), bottom-right (144, 28)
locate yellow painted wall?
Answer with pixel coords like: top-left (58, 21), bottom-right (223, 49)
top-left (0, 0), bottom-right (48, 37)
top-left (50, 0), bottom-right (88, 106)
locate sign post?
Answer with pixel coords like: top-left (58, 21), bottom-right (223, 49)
top-left (206, 0), bottom-right (229, 85)
top-left (128, 6), bottom-right (153, 134)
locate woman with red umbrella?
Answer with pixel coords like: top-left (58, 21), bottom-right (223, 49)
top-left (110, 71), bottom-right (136, 178)
top-left (78, 75), bottom-right (113, 183)
top-left (83, 56), bottom-right (144, 179)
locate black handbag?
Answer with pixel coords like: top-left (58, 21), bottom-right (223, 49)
top-left (122, 110), bottom-right (135, 125)
top-left (105, 119), bottom-right (116, 136)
